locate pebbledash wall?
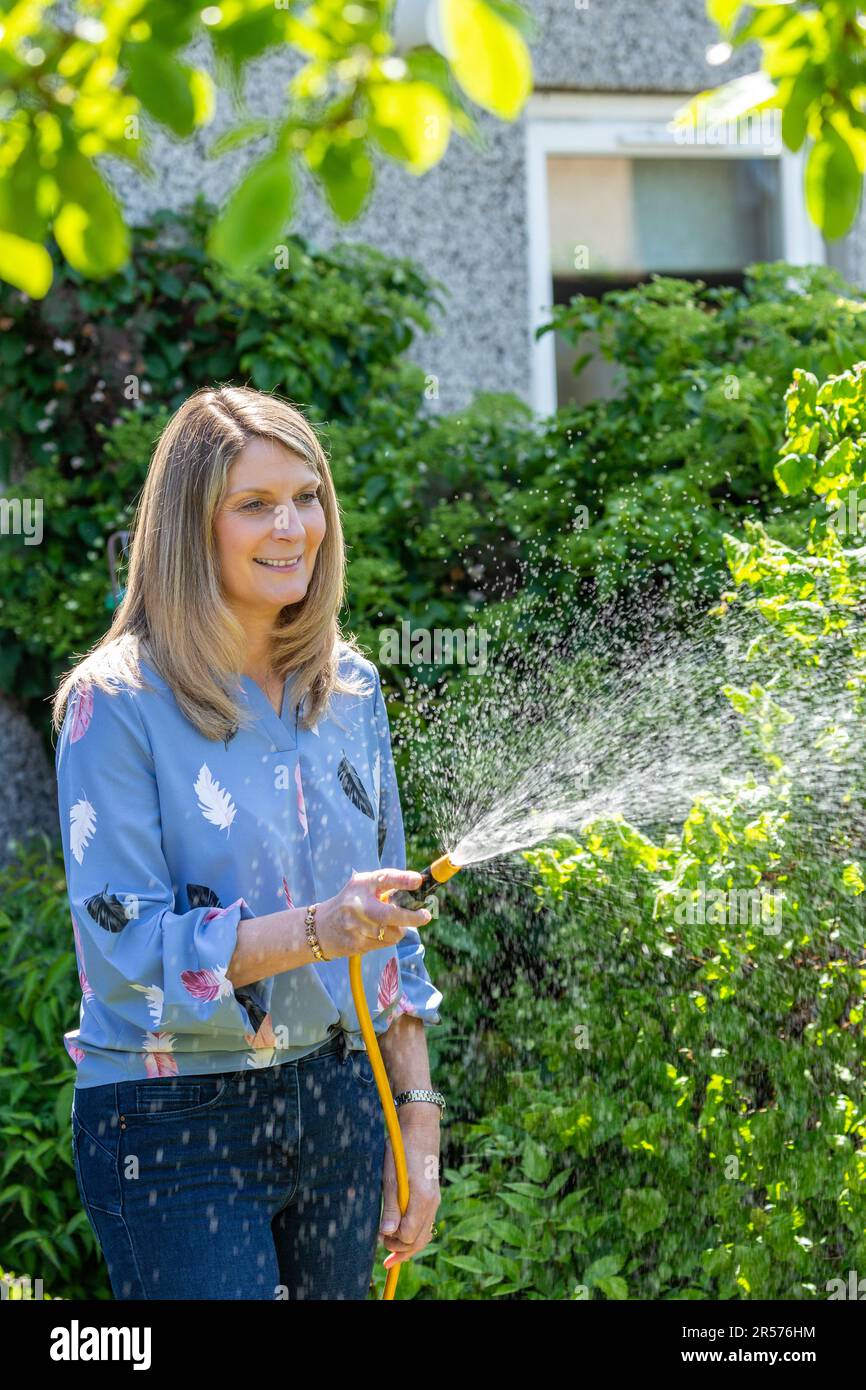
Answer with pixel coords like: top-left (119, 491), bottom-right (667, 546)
top-left (3, 0), bottom-right (865, 865)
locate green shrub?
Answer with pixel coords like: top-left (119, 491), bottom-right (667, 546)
top-left (540, 264), bottom-right (866, 599)
top-left (0, 833), bottom-right (109, 1299)
top-left (413, 360), bottom-right (866, 1300)
top-left (1, 1266), bottom-right (59, 1299)
top-left (7, 219), bottom-right (863, 734)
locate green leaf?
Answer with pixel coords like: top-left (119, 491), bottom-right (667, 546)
top-left (595, 1275), bottom-right (629, 1299)
top-left (500, 1190), bottom-right (539, 1217)
top-left (305, 135), bottom-right (373, 221)
top-left (780, 67), bottom-right (820, 153)
top-left (125, 42), bottom-right (208, 139)
top-left (208, 120), bottom-right (272, 159)
top-left (707, 0), bottom-right (744, 36)
top-left (208, 2), bottom-right (287, 71)
top-left (208, 152), bottom-right (296, 272)
top-left (805, 127), bottom-right (862, 240)
top-left (521, 1136), bottom-right (552, 1182)
top-left (774, 451), bottom-right (815, 497)
top-left (487, 1218), bottom-right (527, 1247)
top-left (585, 1253), bottom-right (624, 1283)
top-left (53, 152), bottom-right (130, 278)
top-left (441, 1254), bottom-right (487, 1274)
top-left (545, 1167), bottom-right (573, 1196)
top-left (0, 132), bottom-right (54, 244)
top-left (368, 81), bottom-right (452, 172)
top-left (439, 0), bottom-right (532, 119)
top-left (620, 1186), bottom-right (668, 1238)
top-left (0, 229), bottom-right (53, 297)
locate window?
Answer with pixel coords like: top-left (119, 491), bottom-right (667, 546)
top-left (525, 93), bottom-right (826, 414)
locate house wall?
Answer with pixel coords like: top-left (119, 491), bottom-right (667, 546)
top-left (105, 0), bottom-right (782, 416)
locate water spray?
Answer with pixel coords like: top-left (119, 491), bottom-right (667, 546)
top-left (349, 851), bottom-right (462, 1301)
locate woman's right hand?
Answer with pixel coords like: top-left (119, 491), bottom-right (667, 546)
top-left (314, 869), bottom-right (432, 960)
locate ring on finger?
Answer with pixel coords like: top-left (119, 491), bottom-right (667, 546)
top-left (377, 925), bottom-right (385, 942)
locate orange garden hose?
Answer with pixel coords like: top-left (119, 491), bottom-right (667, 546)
top-left (349, 953), bottom-right (408, 1300)
top-left (350, 853), bottom-right (460, 1301)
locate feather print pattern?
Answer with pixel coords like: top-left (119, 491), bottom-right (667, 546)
top-left (242, 1008), bottom-right (277, 1050)
top-left (70, 912), bottom-right (94, 1002)
top-left (295, 761), bottom-right (308, 837)
top-left (194, 763), bottom-right (237, 835)
top-left (377, 773), bottom-right (389, 860)
top-left (337, 750), bottom-right (374, 819)
top-left (187, 883), bottom-right (221, 909)
top-left (372, 748), bottom-right (381, 807)
top-left (236, 988), bottom-right (268, 1035)
top-left (187, 893), bottom-right (276, 1043)
top-left (376, 956), bottom-right (413, 1019)
top-left (141, 1034), bottom-right (179, 1077)
top-left (377, 956), bottom-right (400, 1011)
top-left (70, 797), bottom-right (96, 865)
top-left (69, 683), bottom-right (94, 743)
top-left (201, 895), bottom-right (248, 923)
top-left (131, 982), bottom-right (165, 1027)
top-left (181, 964), bottom-right (234, 1002)
top-left (86, 884), bottom-right (130, 933)
top-left (282, 876), bottom-right (294, 910)
top-left (372, 747), bottom-right (389, 857)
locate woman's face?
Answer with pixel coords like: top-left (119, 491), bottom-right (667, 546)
top-left (214, 436), bottom-right (326, 618)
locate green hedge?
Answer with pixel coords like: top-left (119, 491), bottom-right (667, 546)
top-left (4, 203), bottom-right (865, 737)
top-left (539, 263), bottom-right (866, 595)
top-left (0, 835), bottom-right (99, 1298)
top-left (406, 361), bottom-right (866, 1300)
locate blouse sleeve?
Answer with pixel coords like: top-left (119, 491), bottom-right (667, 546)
top-left (372, 668), bottom-right (443, 1028)
top-left (55, 679), bottom-right (274, 1040)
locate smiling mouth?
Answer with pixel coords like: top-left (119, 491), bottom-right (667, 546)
top-left (253, 556), bottom-right (303, 570)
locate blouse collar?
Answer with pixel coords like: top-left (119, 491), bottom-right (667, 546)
top-left (237, 674), bottom-right (298, 752)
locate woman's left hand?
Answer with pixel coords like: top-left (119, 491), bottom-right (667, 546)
top-left (378, 1110), bottom-right (441, 1268)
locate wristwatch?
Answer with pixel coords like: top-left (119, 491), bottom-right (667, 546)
top-left (393, 1088), bottom-right (446, 1115)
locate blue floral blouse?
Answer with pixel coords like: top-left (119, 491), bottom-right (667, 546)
top-left (56, 644), bottom-right (443, 1089)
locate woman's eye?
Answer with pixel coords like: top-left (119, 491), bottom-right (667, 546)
top-left (240, 492), bottom-right (318, 511)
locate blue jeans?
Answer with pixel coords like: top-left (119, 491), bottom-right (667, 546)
top-left (70, 1030), bottom-right (386, 1299)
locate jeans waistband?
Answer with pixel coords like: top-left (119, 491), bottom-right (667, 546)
top-left (300, 1030), bottom-right (345, 1062)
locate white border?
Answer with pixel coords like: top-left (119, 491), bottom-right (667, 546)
top-left (525, 92), bottom-right (826, 416)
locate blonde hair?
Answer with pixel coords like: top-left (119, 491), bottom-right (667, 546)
top-left (51, 385), bottom-right (372, 742)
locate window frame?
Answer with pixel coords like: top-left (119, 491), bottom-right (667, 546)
top-left (525, 91), bottom-right (826, 416)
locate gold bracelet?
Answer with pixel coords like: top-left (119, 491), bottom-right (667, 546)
top-left (305, 903), bottom-right (329, 962)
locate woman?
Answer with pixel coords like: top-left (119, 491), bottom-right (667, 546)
top-left (52, 385), bottom-right (444, 1300)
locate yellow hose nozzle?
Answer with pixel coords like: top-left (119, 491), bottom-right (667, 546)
top-left (430, 852), bottom-right (460, 884)
top-left (390, 853), bottom-right (461, 907)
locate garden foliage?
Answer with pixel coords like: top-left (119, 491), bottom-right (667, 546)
top-left (2, 208), bottom-right (865, 1297)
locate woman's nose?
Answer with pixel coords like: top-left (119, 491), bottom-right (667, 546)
top-left (272, 504), bottom-right (306, 540)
